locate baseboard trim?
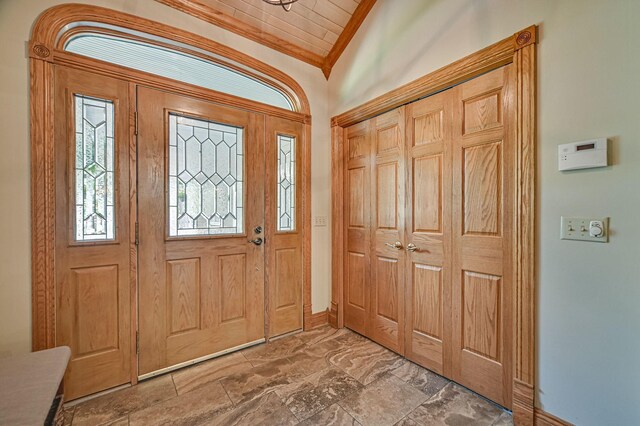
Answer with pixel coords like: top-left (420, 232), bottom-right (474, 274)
top-left (535, 408), bottom-right (573, 426)
top-left (309, 309), bottom-right (329, 329)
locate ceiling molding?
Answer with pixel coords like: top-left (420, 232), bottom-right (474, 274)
top-left (155, 0), bottom-right (377, 78)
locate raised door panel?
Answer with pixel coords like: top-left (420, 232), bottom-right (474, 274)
top-left (167, 259), bottom-right (201, 334)
top-left (413, 155), bottom-right (442, 233)
top-left (377, 162), bottom-right (398, 229)
top-left (375, 257), bottom-right (399, 322)
top-left (377, 125), bottom-right (399, 154)
top-left (73, 266), bottom-right (120, 356)
top-left (349, 168), bottom-right (366, 228)
top-left (452, 66), bottom-right (513, 408)
top-left (219, 254), bottom-right (247, 323)
top-left (463, 142), bottom-right (502, 236)
top-left (412, 265), bottom-right (442, 340)
top-left (347, 252), bottom-right (366, 310)
top-left (348, 135), bottom-right (367, 160)
top-left (414, 110), bottom-right (444, 146)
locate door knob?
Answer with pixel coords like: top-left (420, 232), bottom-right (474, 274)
top-left (248, 237), bottom-right (263, 246)
top-left (406, 243), bottom-right (419, 252)
top-left (385, 241), bottom-right (403, 250)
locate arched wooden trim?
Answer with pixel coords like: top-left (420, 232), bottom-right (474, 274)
top-left (30, 3), bottom-right (310, 115)
top-left (330, 25), bottom-right (537, 425)
top-left (30, 4), bottom-right (314, 358)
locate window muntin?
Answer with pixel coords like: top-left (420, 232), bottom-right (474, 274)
top-left (74, 95), bottom-right (115, 241)
top-left (65, 33), bottom-right (294, 111)
top-left (168, 114), bottom-right (244, 237)
top-left (277, 134), bottom-right (296, 232)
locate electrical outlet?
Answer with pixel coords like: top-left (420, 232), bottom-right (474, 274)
top-left (314, 216), bottom-right (327, 227)
top-left (561, 217), bottom-right (609, 243)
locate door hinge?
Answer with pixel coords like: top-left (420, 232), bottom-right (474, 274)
top-left (136, 331), bottom-right (140, 354)
top-left (134, 111), bottom-right (139, 135)
top-left (135, 222), bottom-right (139, 246)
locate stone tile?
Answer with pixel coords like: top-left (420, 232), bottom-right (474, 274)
top-left (329, 338), bottom-right (405, 385)
top-left (72, 376), bottom-right (176, 426)
top-left (62, 405), bottom-right (75, 426)
top-left (171, 352), bottom-right (252, 395)
top-left (207, 391), bottom-right (297, 426)
top-left (390, 359), bottom-right (450, 398)
top-left (276, 367), bottom-right (363, 421)
top-left (400, 382), bottom-right (504, 426)
top-left (241, 334), bottom-right (306, 366)
top-left (298, 403), bottom-right (360, 426)
top-left (219, 357), bottom-right (307, 405)
top-left (129, 381), bottom-right (232, 426)
top-left (339, 374), bottom-right (428, 426)
top-left (296, 325), bottom-right (345, 346)
top-left (492, 411), bottom-right (514, 426)
top-left (286, 348), bottom-right (332, 377)
top-left (104, 418), bottom-right (129, 426)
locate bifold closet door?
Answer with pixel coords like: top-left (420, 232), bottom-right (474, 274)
top-left (343, 109), bottom-right (406, 353)
top-left (343, 120), bottom-right (371, 336)
top-left (403, 91), bottom-right (453, 375)
top-left (369, 108), bottom-right (406, 353)
top-left (451, 66), bottom-right (514, 408)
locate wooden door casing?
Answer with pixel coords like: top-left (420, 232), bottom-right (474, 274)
top-left (266, 116), bottom-right (304, 337)
top-left (403, 91), bottom-right (454, 375)
top-left (343, 120), bottom-right (371, 336)
top-left (137, 87), bottom-right (265, 375)
top-left (451, 66), bottom-right (514, 408)
top-left (369, 108), bottom-right (406, 354)
top-left (54, 66), bottom-right (132, 400)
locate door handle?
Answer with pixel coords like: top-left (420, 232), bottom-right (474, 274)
top-left (406, 243), bottom-right (419, 252)
top-left (248, 237), bottom-right (263, 246)
top-left (385, 241), bottom-right (403, 250)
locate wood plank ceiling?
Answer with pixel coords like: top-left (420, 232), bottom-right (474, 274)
top-left (155, 0), bottom-right (377, 77)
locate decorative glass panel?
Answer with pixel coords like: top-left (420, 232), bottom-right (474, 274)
top-left (74, 95), bottom-right (115, 241)
top-left (168, 114), bottom-right (244, 236)
top-left (277, 134), bottom-right (296, 231)
top-left (65, 34), bottom-right (294, 111)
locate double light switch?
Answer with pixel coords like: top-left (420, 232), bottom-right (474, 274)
top-left (560, 217), bottom-right (609, 243)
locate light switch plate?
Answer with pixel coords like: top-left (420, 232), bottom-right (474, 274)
top-left (560, 217), bottom-right (609, 242)
top-left (314, 216), bottom-right (327, 227)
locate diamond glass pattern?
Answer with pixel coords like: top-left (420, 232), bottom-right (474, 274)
top-left (169, 114), bottom-right (244, 236)
top-left (74, 95), bottom-right (115, 241)
top-left (277, 134), bottom-right (296, 231)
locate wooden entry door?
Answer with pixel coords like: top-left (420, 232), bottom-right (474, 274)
top-left (54, 66), bottom-right (132, 400)
top-left (137, 87), bottom-right (266, 376)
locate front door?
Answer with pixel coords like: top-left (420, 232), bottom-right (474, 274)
top-left (136, 86), bottom-right (266, 376)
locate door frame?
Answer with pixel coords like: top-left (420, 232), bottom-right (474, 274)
top-left (330, 26), bottom-right (537, 424)
top-left (29, 4), bottom-right (313, 386)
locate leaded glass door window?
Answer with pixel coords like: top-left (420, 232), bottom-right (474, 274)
top-left (277, 134), bottom-right (296, 232)
top-left (168, 113), bottom-right (244, 236)
top-left (74, 94), bottom-right (116, 241)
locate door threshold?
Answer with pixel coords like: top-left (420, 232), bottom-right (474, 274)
top-left (138, 338), bottom-right (266, 381)
top-left (64, 383), bottom-right (132, 406)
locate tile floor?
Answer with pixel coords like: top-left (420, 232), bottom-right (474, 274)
top-left (63, 326), bottom-right (513, 426)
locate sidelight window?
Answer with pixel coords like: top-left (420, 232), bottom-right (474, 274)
top-left (74, 94), bottom-right (116, 241)
top-left (277, 134), bottom-right (296, 231)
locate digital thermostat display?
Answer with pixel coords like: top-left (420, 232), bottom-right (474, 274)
top-left (576, 143), bottom-right (595, 151)
top-left (558, 138), bottom-right (607, 171)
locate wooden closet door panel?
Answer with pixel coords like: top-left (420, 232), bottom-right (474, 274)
top-left (343, 121), bottom-right (371, 335)
top-left (370, 108), bottom-right (406, 353)
top-left (451, 66), bottom-right (514, 408)
top-left (404, 92), bottom-right (453, 375)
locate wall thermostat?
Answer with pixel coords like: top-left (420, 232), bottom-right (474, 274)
top-left (558, 138), bottom-right (608, 171)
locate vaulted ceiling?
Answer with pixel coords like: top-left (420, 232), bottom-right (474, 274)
top-left (155, 0), bottom-right (377, 77)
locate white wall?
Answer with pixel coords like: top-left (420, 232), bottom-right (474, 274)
top-left (329, 0), bottom-right (640, 424)
top-left (0, 0), bottom-right (332, 356)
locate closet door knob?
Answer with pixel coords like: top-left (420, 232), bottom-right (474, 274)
top-left (385, 241), bottom-right (404, 250)
top-left (406, 243), bottom-right (419, 252)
